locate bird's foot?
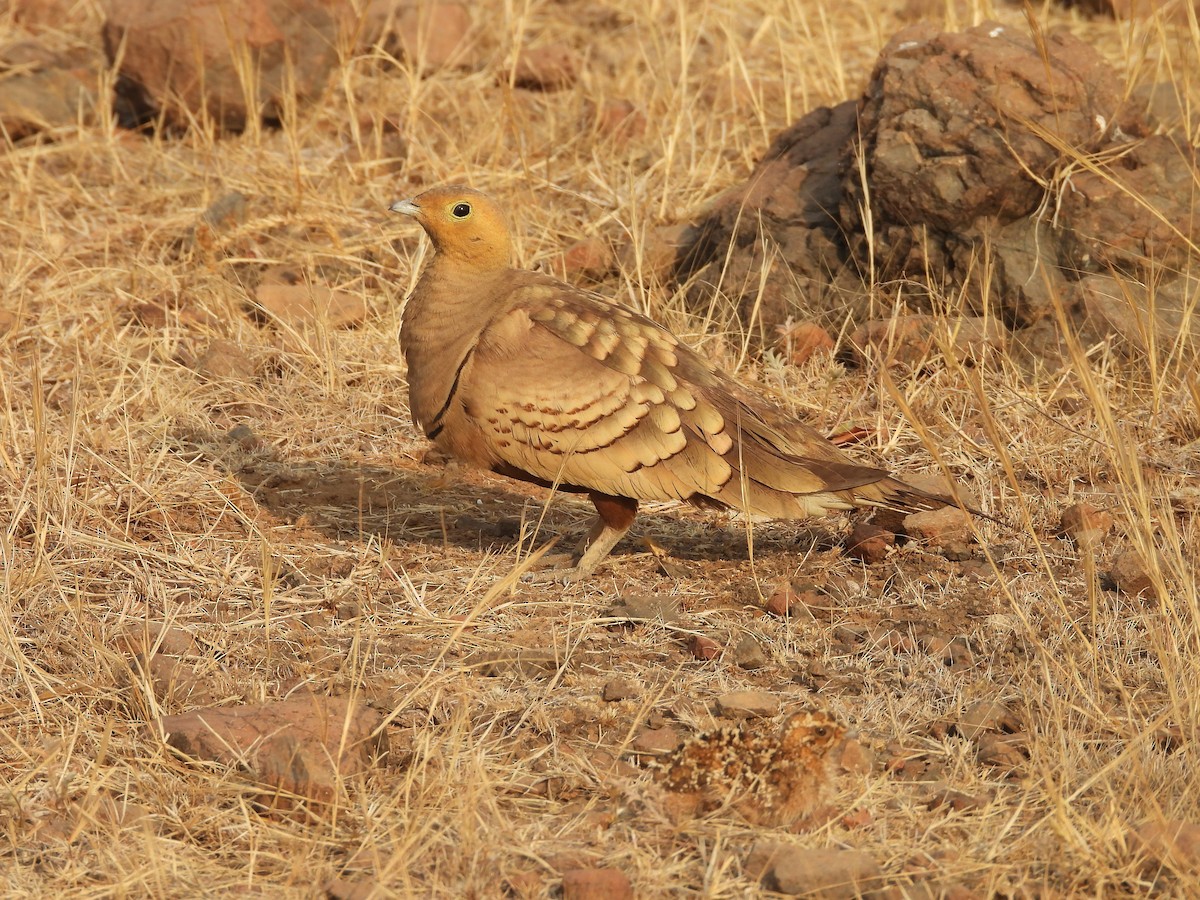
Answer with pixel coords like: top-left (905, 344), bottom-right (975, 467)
top-left (519, 551), bottom-right (597, 584)
top-left (518, 517), bottom-right (630, 585)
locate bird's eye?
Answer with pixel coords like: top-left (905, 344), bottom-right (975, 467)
top-left (451, 202), bottom-right (472, 219)
top-left (815, 727), bottom-right (827, 737)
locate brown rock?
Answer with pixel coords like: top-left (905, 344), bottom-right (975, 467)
top-left (155, 694), bottom-right (388, 803)
top-left (1131, 819), bottom-right (1200, 874)
top-left (676, 101), bottom-right (861, 330)
top-left (836, 738), bottom-right (876, 776)
top-left (606, 594), bottom-right (681, 624)
top-left (689, 634), bottom-right (721, 660)
top-left (11, 0), bottom-right (91, 30)
top-left (551, 236), bottom-right (617, 281)
top-left (748, 843), bottom-right (885, 897)
top-left (1075, 273), bottom-right (1200, 352)
top-left (618, 224), bottom-right (693, 283)
top-left (0, 65), bottom-right (96, 140)
top-left (975, 731), bottom-right (1029, 774)
top-left (677, 21), bottom-right (1196, 344)
top-left (845, 521), bottom-right (895, 563)
top-left (591, 98), bottom-right (646, 142)
top-left (102, 0), bottom-right (351, 131)
top-left (391, 2), bottom-right (472, 71)
top-left (194, 339), bottom-right (257, 381)
top-left (732, 634), bottom-right (768, 670)
top-left (903, 506), bottom-right (971, 548)
top-left (714, 691), bottom-right (780, 719)
top-left (254, 282), bottom-right (367, 330)
top-left (632, 726), bottom-right (680, 755)
top-left (561, 868), bottom-right (633, 900)
top-left (957, 700), bottom-right (1021, 739)
top-left (115, 622), bottom-right (199, 658)
top-left (1060, 501), bottom-right (1114, 550)
top-left (1109, 547), bottom-right (1158, 597)
top-left (324, 877), bottom-right (379, 900)
top-left (776, 320), bottom-right (835, 366)
top-left (513, 42), bottom-right (579, 91)
top-left (601, 678), bottom-right (639, 702)
top-left (840, 807), bottom-right (873, 829)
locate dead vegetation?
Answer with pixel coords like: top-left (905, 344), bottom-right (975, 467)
top-left (1, 0), bottom-right (1198, 896)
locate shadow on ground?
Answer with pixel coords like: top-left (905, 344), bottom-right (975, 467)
top-left (174, 426), bottom-right (843, 569)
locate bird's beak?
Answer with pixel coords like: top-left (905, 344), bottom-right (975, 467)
top-left (390, 198), bottom-right (420, 217)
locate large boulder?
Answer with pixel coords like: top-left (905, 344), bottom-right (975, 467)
top-left (677, 21), bottom-right (1200, 353)
top-left (0, 40), bottom-right (98, 140)
top-left (101, 0), bottom-right (357, 131)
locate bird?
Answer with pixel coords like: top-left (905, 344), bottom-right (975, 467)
top-left (652, 709), bottom-right (846, 827)
top-left (390, 184), bottom-right (983, 582)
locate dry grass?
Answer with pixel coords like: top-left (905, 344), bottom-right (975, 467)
top-left (2, 0), bottom-right (1199, 895)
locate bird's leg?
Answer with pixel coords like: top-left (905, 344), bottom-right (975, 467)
top-left (525, 492), bottom-right (638, 584)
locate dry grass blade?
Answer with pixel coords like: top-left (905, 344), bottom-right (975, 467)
top-left (1, 1), bottom-right (1198, 896)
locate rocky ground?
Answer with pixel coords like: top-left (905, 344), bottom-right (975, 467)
top-left (1, 0), bottom-right (1198, 896)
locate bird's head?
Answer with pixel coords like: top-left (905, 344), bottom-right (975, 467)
top-left (390, 185), bottom-right (513, 270)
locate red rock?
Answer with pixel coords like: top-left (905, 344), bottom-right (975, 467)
top-left (689, 634), bottom-right (721, 660)
top-left (775, 321), bottom-right (835, 366)
top-left (845, 521), bottom-right (894, 563)
top-left (1132, 819), bottom-right (1200, 874)
top-left (840, 807), bottom-right (873, 829)
top-left (592, 98), bottom-right (646, 141)
top-left (714, 691), bottom-right (780, 718)
top-left (836, 738), bottom-right (875, 775)
top-left (763, 586), bottom-right (792, 617)
top-left (194, 339), bottom-right (257, 381)
top-left (1060, 501), bottom-right (1114, 550)
top-left (155, 694), bottom-right (387, 804)
top-left (390, 2), bottom-right (472, 70)
top-left (632, 726), bottom-right (680, 754)
top-left (1109, 547), bottom-right (1158, 597)
top-left (255, 282), bottom-right (368, 330)
top-left (561, 868), bottom-right (633, 900)
top-left (903, 505), bottom-right (971, 547)
top-left (102, 0), bottom-right (350, 131)
top-left (601, 678), bottom-right (638, 702)
top-left (514, 42), bottom-right (579, 91)
top-left (552, 236), bottom-right (617, 281)
top-left (748, 843), bottom-right (884, 897)
top-left (618, 224), bottom-right (693, 283)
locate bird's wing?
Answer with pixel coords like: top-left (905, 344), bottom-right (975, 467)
top-left (447, 281), bottom-right (896, 515)
top-left (452, 285), bottom-right (728, 502)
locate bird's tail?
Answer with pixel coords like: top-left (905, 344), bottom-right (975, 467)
top-left (856, 476), bottom-right (1005, 526)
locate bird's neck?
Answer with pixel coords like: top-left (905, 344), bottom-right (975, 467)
top-left (401, 255), bottom-right (512, 433)
top-left (429, 235), bottom-right (511, 272)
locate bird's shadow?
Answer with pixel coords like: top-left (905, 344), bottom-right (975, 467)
top-left (175, 427), bottom-right (836, 567)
